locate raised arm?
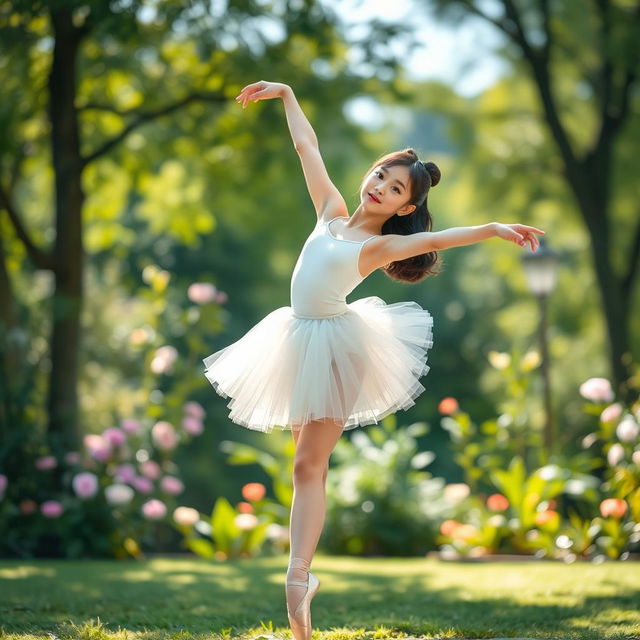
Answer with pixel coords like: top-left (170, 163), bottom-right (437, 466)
top-left (378, 222), bottom-right (545, 265)
top-left (235, 81), bottom-right (347, 220)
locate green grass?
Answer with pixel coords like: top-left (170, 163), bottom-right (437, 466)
top-left (1, 554), bottom-right (639, 640)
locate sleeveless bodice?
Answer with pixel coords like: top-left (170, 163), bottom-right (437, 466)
top-left (290, 217), bottom-right (377, 319)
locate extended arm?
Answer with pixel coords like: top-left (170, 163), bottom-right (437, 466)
top-left (380, 222), bottom-right (544, 264)
top-left (235, 81), bottom-right (347, 218)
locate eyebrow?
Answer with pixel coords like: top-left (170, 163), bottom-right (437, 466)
top-left (379, 166), bottom-right (407, 190)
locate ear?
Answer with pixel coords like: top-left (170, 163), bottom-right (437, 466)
top-left (397, 203), bottom-right (416, 216)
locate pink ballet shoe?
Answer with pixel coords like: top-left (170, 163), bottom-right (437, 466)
top-left (285, 557), bottom-right (320, 640)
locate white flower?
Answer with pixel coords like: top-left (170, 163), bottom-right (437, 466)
top-left (579, 377), bottom-right (614, 403)
top-left (235, 513), bottom-right (258, 530)
top-left (150, 345), bottom-right (178, 375)
top-left (173, 506), bottom-right (200, 527)
top-left (607, 443), bottom-right (625, 466)
top-left (617, 415), bottom-right (639, 442)
top-left (443, 483), bottom-right (470, 502)
top-left (105, 483), bottom-right (135, 506)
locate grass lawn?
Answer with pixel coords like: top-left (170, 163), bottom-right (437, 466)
top-left (1, 554), bottom-right (639, 640)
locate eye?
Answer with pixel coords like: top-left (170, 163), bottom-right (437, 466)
top-left (375, 171), bottom-right (400, 193)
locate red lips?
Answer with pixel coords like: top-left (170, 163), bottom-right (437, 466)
top-left (368, 193), bottom-right (380, 203)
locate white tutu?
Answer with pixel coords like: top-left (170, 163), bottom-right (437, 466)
top-left (203, 295), bottom-right (434, 433)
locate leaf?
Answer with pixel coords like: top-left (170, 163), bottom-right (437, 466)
top-left (185, 537), bottom-right (215, 559)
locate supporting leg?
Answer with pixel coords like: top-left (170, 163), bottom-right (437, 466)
top-left (286, 418), bottom-right (344, 639)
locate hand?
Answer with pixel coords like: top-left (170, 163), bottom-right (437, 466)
top-left (235, 81), bottom-right (288, 109)
top-left (493, 223), bottom-right (545, 251)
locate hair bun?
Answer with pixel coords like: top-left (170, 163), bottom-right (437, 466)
top-left (422, 161), bottom-right (441, 187)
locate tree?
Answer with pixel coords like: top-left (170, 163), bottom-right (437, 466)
top-left (0, 0), bottom-right (406, 458)
top-left (428, 0), bottom-right (640, 400)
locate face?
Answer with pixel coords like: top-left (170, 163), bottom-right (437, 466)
top-left (360, 164), bottom-right (415, 216)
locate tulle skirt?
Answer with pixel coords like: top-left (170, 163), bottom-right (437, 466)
top-left (202, 296), bottom-right (434, 433)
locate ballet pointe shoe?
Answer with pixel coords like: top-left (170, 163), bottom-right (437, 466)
top-left (285, 557), bottom-right (320, 640)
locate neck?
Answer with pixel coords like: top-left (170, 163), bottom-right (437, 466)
top-left (348, 204), bottom-right (392, 235)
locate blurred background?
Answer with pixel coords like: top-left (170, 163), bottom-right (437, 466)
top-left (0, 0), bottom-right (638, 561)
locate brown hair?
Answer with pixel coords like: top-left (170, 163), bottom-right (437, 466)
top-left (360, 148), bottom-right (442, 283)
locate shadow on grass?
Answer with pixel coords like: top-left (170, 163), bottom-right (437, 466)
top-left (1, 556), bottom-right (639, 640)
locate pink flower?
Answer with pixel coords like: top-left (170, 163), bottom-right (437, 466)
top-left (237, 501), bottom-right (254, 513)
top-left (579, 377), bottom-right (615, 403)
top-left (121, 418), bottom-right (142, 434)
top-left (215, 290), bottom-right (228, 304)
top-left (183, 401), bottom-right (205, 420)
top-left (150, 345), bottom-right (178, 375)
top-left (84, 434), bottom-right (112, 461)
top-left (600, 403), bottom-right (623, 423)
top-left (160, 476), bottom-right (184, 496)
top-left (139, 459), bottom-right (162, 480)
top-left (181, 415), bottom-right (204, 436)
top-left (114, 463), bottom-right (137, 484)
top-left (41, 500), bottom-right (64, 518)
top-left (173, 506), bottom-right (200, 526)
top-left (141, 498), bottom-right (167, 520)
top-left (187, 282), bottom-right (218, 305)
top-left (20, 499), bottom-right (37, 515)
top-left (72, 472), bottom-right (99, 499)
top-left (35, 456), bottom-right (57, 471)
top-left (102, 427), bottom-right (127, 447)
top-left (151, 421), bottom-right (178, 450)
top-left (65, 451), bottom-right (81, 465)
top-left (132, 476), bottom-right (154, 494)
top-left (0, 474), bottom-right (7, 500)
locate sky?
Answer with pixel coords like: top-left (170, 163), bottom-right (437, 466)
top-left (320, 0), bottom-right (508, 128)
top-left (323, 0), bottom-right (508, 96)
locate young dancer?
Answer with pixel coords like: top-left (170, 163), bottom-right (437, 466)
top-left (203, 80), bottom-right (544, 640)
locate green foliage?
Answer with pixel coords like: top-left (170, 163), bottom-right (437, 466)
top-left (437, 372), bottom-right (640, 561)
top-left (322, 415), bottom-right (445, 556)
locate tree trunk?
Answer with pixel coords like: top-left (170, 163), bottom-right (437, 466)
top-left (46, 9), bottom-right (85, 454)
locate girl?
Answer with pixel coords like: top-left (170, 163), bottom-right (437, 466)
top-left (203, 80), bottom-right (544, 640)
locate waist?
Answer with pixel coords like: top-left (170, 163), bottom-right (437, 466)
top-left (292, 307), bottom-right (348, 320)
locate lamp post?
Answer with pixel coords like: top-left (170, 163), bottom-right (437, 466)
top-left (521, 237), bottom-right (560, 462)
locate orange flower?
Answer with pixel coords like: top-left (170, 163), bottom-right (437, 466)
top-left (237, 501), bottom-right (254, 513)
top-left (599, 498), bottom-right (627, 518)
top-left (241, 482), bottom-right (266, 501)
top-left (440, 519), bottom-right (463, 537)
top-left (438, 397), bottom-right (459, 415)
top-left (534, 509), bottom-right (559, 527)
top-left (486, 493), bottom-right (509, 511)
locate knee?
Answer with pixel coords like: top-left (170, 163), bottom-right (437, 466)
top-left (293, 456), bottom-right (327, 485)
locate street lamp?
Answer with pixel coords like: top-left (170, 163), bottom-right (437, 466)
top-left (521, 237), bottom-right (560, 462)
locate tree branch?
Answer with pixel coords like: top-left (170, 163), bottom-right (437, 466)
top-left (81, 90), bottom-right (227, 167)
top-left (0, 182), bottom-right (55, 271)
top-left (77, 102), bottom-right (132, 116)
top-left (538, 0), bottom-right (551, 63)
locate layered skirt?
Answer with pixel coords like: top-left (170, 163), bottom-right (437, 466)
top-left (203, 296), bottom-right (434, 433)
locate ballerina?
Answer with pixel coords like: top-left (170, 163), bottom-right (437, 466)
top-left (202, 80), bottom-right (544, 640)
